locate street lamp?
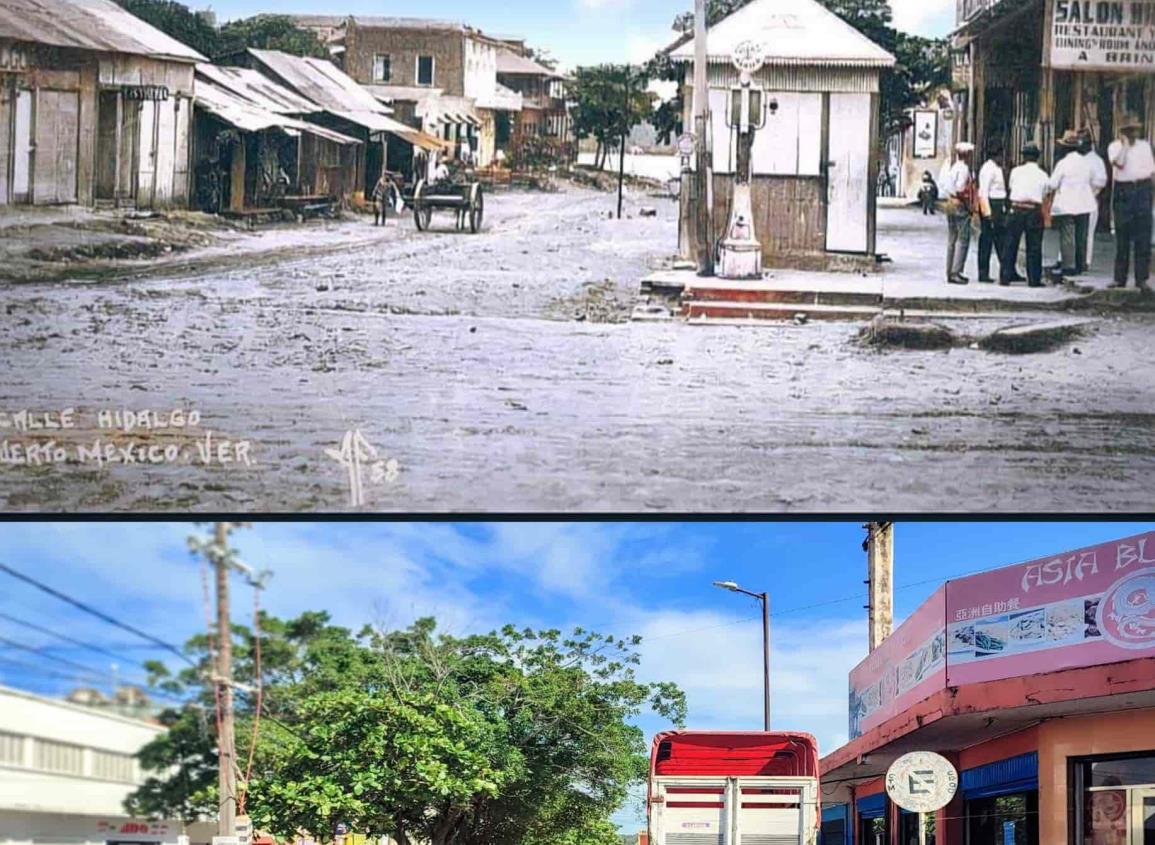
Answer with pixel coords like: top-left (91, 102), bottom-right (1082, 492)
top-left (712, 580), bottom-right (770, 731)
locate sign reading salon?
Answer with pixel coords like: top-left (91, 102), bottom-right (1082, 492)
top-left (1051, 0), bottom-right (1155, 70)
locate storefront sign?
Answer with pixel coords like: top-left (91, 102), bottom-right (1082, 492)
top-left (1050, 0), bottom-right (1155, 70)
top-left (886, 751), bottom-right (958, 813)
top-left (848, 586), bottom-right (946, 739)
top-left (913, 110), bottom-right (937, 158)
top-left (122, 84), bottom-right (170, 101)
top-left (945, 531), bottom-right (1155, 686)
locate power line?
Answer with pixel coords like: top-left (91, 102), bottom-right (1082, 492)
top-left (0, 610), bottom-right (138, 665)
top-left (0, 561), bottom-right (193, 666)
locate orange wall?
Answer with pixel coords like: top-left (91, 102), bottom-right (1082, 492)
top-left (959, 725), bottom-right (1039, 770)
top-left (1038, 708), bottom-right (1155, 845)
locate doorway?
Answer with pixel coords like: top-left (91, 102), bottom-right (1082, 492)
top-left (96, 90), bottom-right (118, 201)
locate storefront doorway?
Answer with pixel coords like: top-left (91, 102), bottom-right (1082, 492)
top-left (1078, 753), bottom-right (1155, 845)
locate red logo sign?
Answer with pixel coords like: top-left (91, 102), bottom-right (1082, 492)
top-left (1098, 567), bottom-right (1155, 649)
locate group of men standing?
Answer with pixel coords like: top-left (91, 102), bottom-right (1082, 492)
top-left (941, 115), bottom-right (1154, 290)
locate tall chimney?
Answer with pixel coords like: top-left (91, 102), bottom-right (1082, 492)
top-left (864, 522), bottom-right (894, 652)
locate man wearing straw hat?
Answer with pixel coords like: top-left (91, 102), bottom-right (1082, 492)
top-left (944, 141), bottom-right (976, 284)
top-left (1107, 113), bottom-right (1155, 289)
top-left (1048, 129), bottom-right (1097, 281)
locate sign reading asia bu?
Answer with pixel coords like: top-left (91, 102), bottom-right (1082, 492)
top-left (848, 532), bottom-right (1155, 739)
top-left (946, 532), bottom-right (1155, 686)
top-left (1051, 0), bottom-right (1155, 70)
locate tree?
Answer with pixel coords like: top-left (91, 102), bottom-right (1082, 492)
top-left (112, 0), bottom-right (220, 57)
top-left (127, 616), bottom-right (686, 845)
top-left (217, 15), bottom-right (328, 59)
top-left (570, 65), bottom-right (655, 170)
top-left (111, 1), bottom-right (327, 59)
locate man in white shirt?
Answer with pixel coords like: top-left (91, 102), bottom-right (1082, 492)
top-left (977, 143), bottom-right (1009, 282)
top-left (1003, 142), bottom-right (1050, 287)
top-left (1049, 129), bottom-right (1097, 280)
top-left (1107, 113), bottom-right (1155, 289)
top-left (1080, 130), bottom-right (1109, 271)
top-left (945, 142), bottom-right (976, 285)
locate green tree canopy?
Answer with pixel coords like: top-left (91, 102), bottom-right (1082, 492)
top-left (111, 1), bottom-right (327, 59)
top-left (127, 613), bottom-right (685, 845)
top-left (570, 64), bottom-right (655, 169)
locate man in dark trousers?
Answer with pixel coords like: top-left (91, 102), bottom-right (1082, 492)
top-left (1108, 113), bottom-right (1155, 289)
top-left (977, 143), bottom-right (1009, 282)
top-left (1003, 142), bottom-right (1049, 287)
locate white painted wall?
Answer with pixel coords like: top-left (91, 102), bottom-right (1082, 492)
top-left (463, 37), bottom-right (497, 104)
top-left (0, 686), bottom-right (164, 818)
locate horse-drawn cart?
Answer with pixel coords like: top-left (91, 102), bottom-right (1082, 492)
top-left (408, 179), bottom-right (485, 234)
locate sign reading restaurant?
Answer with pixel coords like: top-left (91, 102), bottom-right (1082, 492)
top-left (1051, 0), bottom-right (1155, 70)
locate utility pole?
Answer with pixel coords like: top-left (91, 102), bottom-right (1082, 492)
top-left (759, 590), bottom-right (770, 731)
top-left (618, 65), bottom-right (630, 220)
top-left (214, 522), bottom-right (237, 840)
top-left (864, 522), bottom-right (894, 652)
top-left (692, 0), bottom-right (713, 276)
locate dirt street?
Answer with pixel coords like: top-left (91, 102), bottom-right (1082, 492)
top-left (2, 185), bottom-right (1154, 512)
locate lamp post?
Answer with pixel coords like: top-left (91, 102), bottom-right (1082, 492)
top-left (713, 580), bottom-right (770, 731)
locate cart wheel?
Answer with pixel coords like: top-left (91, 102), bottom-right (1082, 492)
top-left (413, 180), bottom-right (431, 232)
top-left (415, 205), bottom-right (432, 231)
top-left (469, 185), bottom-right (484, 234)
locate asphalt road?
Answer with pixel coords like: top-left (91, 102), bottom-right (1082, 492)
top-left (3, 187), bottom-right (1154, 512)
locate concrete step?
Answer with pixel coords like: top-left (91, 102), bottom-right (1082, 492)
top-left (683, 300), bottom-right (882, 322)
top-left (684, 284), bottom-right (884, 308)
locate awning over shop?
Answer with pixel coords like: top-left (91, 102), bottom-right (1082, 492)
top-left (391, 127), bottom-right (451, 152)
top-left (961, 752), bottom-right (1038, 800)
top-left (856, 793), bottom-right (886, 819)
top-left (435, 112), bottom-right (480, 128)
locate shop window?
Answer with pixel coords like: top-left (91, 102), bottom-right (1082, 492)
top-left (900, 812), bottom-right (936, 845)
top-left (860, 816), bottom-right (887, 845)
top-left (966, 793), bottom-right (1037, 845)
top-left (1076, 753), bottom-right (1155, 845)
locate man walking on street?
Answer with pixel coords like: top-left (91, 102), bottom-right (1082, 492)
top-left (1049, 129), bottom-right (1097, 282)
top-left (945, 141), bottom-right (976, 285)
top-left (1108, 114), bottom-right (1155, 289)
top-left (977, 143), bottom-right (1009, 282)
top-left (1004, 142), bottom-right (1049, 287)
top-left (1081, 129), bottom-right (1108, 272)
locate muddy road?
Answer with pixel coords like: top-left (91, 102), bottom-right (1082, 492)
top-left (3, 187), bottom-right (1154, 512)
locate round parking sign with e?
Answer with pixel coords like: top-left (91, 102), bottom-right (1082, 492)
top-left (885, 751), bottom-right (958, 814)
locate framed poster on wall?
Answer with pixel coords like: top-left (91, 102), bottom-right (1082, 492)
top-left (913, 110), bottom-right (937, 158)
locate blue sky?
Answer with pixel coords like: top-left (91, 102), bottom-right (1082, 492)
top-left (202, 0), bottom-right (957, 69)
top-left (2, 521), bottom-right (1150, 827)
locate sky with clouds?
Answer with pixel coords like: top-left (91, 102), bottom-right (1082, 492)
top-left (3, 520), bottom-right (1152, 827)
top-left (199, 0), bottom-right (957, 70)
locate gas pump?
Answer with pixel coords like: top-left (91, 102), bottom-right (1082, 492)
top-left (718, 41), bottom-right (769, 280)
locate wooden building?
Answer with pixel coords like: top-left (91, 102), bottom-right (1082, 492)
top-left (0, 0), bottom-right (203, 208)
top-left (229, 47), bottom-right (442, 199)
top-left (671, 0), bottom-right (894, 269)
top-left (953, 0), bottom-right (1155, 177)
top-left (191, 64), bottom-right (361, 214)
top-left (495, 47), bottom-right (572, 160)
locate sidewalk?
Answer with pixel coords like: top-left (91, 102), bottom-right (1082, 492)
top-left (883, 203), bottom-right (1128, 294)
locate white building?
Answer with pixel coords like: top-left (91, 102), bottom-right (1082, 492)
top-left (0, 685), bottom-right (186, 845)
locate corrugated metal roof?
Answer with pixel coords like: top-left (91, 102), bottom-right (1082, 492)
top-left (496, 49), bottom-right (561, 78)
top-left (197, 63), bottom-right (320, 115)
top-left (670, 0), bottom-right (895, 68)
top-left (247, 48), bottom-right (395, 115)
top-left (0, 0), bottom-right (205, 62)
top-left (346, 16), bottom-right (468, 31)
top-left (194, 73), bottom-right (358, 144)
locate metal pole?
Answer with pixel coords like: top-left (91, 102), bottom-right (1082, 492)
top-left (693, 0), bottom-right (713, 275)
top-left (618, 65), bottom-right (628, 220)
top-left (918, 812), bottom-right (926, 845)
top-left (215, 522), bottom-right (236, 839)
top-left (761, 592), bottom-right (770, 731)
